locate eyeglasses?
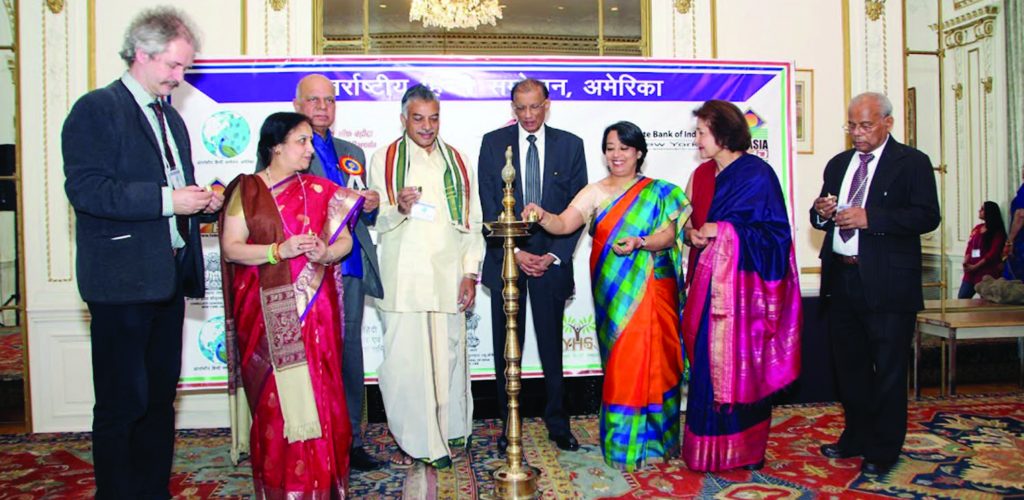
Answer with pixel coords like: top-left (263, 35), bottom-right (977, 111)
top-left (843, 121), bottom-right (878, 134)
top-left (513, 103), bottom-right (546, 113)
top-left (303, 96), bottom-right (336, 106)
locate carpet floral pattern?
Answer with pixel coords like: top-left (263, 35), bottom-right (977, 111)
top-left (0, 331), bottom-right (22, 381)
top-left (0, 394), bottom-right (1020, 498)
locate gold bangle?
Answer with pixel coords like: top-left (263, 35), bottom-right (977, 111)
top-left (273, 242), bottom-right (283, 262)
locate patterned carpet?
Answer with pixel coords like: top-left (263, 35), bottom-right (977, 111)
top-left (0, 331), bottom-right (22, 381)
top-left (0, 393), bottom-right (1021, 498)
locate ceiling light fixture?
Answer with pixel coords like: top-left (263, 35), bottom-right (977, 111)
top-left (409, 0), bottom-right (503, 30)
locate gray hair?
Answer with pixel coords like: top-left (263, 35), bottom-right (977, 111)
top-left (119, 7), bottom-right (201, 66)
top-left (401, 84), bottom-right (438, 117)
top-left (849, 92), bottom-right (893, 117)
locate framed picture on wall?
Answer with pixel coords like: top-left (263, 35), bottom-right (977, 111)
top-left (795, 68), bottom-right (814, 154)
top-left (906, 87), bottom-right (918, 148)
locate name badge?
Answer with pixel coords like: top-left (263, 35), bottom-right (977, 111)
top-left (168, 168), bottom-right (186, 189)
top-left (971, 248), bottom-right (981, 259)
top-left (410, 201), bottom-right (437, 222)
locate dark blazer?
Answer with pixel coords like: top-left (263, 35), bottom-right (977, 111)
top-left (63, 79), bottom-right (205, 304)
top-left (810, 137), bottom-right (941, 312)
top-left (478, 124), bottom-right (588, 299)
top-left (255, 135), bottom-right (382, 299)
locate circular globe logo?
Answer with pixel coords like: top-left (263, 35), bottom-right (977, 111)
top-left (201, 111), bottom-right (250, 158)
top-left (197, 315), bottom-right (228, 365)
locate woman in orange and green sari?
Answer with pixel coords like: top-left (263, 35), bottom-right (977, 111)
top-left (220, 112), bottom-right (364, 497)
top-left (524, 121), bottom-right (689, 471)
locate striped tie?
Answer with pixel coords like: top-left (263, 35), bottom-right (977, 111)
top-left (839, 153), bottom-right (874, 242)
top-left (524, 134), bottom-right (541, 206)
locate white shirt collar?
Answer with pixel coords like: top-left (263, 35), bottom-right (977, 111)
top-left (121, 72), bottom-right (158, 109)
top-left (858, 136), bottom-right (889, 162)
top-left (518, 123), bottom-right (546, 143)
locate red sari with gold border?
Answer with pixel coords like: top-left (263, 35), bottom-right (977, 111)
top-left (222, 174), bottom-right (363, 498)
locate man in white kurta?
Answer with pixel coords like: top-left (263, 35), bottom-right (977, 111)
top-left (368, 85), bottom-right (484, 466)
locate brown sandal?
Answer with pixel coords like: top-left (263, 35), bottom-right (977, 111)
top-left (389, 450), bottom-right (414, 469)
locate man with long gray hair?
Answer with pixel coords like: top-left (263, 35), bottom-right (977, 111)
top-left (62, 7), bottom-right (222, 498)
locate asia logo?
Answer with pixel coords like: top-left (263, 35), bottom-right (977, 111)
top-left (745, 109), bottom-right (770, 160)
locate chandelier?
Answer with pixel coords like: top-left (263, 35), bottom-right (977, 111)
top-left (409, 0), bottom-right (503, 31)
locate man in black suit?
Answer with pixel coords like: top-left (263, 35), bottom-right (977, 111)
top-left (811, 92), bottom-right (940, 475)
top-left (279, 73), bottom-right (384, 471)
top-left (478, 78), bottom-right (588, 453)
top-left (62, 8), bottom-right (223, 499)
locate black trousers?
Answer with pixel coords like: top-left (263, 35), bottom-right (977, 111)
top-left (827, 262), bottom-right (915, 463)
top-left (340, 274), bottom-right (368, 449)
top-left (489, 274), bottom-right (570, 437)
top-left (88, 288), bottom-right (185, 500)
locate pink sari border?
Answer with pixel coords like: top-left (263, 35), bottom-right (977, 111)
top-left (684, 222), bottom-right (802, 405)
top-left (682, 419), bottom-right (770, 471)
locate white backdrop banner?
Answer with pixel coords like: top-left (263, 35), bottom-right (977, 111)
top-left (173, 56), bottom-right (797, 391)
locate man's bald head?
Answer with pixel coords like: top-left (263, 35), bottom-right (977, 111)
top-left (293, 74), bottom-right (337, 137)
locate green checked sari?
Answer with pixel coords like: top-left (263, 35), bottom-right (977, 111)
top-left (571, 176), bottom-right (690, 471)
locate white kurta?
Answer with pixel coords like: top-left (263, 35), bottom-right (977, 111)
top-left (368, 136), bottom-right (484, 462)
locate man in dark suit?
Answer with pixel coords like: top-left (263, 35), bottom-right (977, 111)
top-left (478, 78), bottom-right (588, 453)
top-left (811, 92), bottom-right (940, 475)
top-left (255, 73), bottom-right (384, 470)
top-left (62, 8), bottom-right (223, 499)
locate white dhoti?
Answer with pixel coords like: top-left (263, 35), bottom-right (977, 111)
top-left (378, 310), bottom-right (474, 462)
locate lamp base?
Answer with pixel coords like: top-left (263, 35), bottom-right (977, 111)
top-left (485, 464), bottom-right (540, 499)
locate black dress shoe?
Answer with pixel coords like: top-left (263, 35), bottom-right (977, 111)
top-left (350, 447), bottom-right (382, 471)
top-left (497, 434), bottom-right (508, 454)
top-left (861, 459), bottom-right (897, 475)
top-left (820, 443), bottom-right (861, 459)
top-left (549, 432), bottom-right (580, 451)
top-left (742, 460), bottom-right (765, 471)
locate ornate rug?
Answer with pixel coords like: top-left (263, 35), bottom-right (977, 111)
top-left (0, 331), bottom-right (22, 381)
top-left (0, 394), bottom-right (1021, 498)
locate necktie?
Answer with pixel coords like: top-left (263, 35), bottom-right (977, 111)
top-left (524, 134), bottom-right (541, 206)
top-left (149, 100), bottom-right (189, 241)
top-left (839, 152), bottom-right (874, 242)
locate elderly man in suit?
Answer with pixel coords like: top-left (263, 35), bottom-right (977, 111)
top-left (62, 8), bottom-right (223, 498)
top-left (811, 92), bottom-right (940, 476)
top-left (254, 73), bottom-right (385, 471)
top-left (478, 78), bottom-right (588, 453)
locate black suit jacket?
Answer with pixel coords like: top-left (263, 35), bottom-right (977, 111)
top-left (478, 124), bottom-right (588, 299)
top-left (810, 137), bottom-right (940, 312)
top-left (255, 136), bottom-right (383, 299)
top-left (63, 79), bottom-right (205, 304)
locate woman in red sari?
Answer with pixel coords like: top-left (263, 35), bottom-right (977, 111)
top-left (220, 112), bottom-right (363, 497)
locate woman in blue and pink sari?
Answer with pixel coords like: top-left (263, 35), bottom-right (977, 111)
top-left (220, 112), bottom-right (364, 497)
top-left (681, 100), bottom-right (802, 472)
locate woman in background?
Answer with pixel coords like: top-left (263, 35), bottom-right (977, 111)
top-left (220, 112), bottom-right (363, 497)
top-left (959, 201), bottom-right (1007, 298)
top-left (681, 100), bottom-right (802, 472)
top-left (524, 121), bottom-right (689, 471)
top-left (1004, 168), bottom-right (1024, 280)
